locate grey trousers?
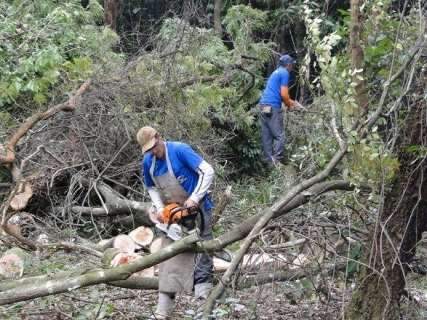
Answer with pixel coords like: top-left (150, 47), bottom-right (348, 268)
top-left (194, 208), bottom-right (213, 285)
top-left (260, 107), bottom-right (285, 163)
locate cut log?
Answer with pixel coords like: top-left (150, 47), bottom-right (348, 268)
top-left (111, 252), bottom-right (140, 267)
top-left (148, 208), bottom-right (159, 224)
top-left (0, 232), bottom-right (200, 305)
top-left (128, 226), bottom-right (154, 247)
top-left (0, 248), bottom-right (30, 280)
top-left (10, 183), bottom-right (33, 211)
top-left (149, 237), bottom-right (163, 254)
top-left (110, 252), bottom-right (155, 277)
top-left (113, 235), bottom-right (137, 253)
top-left (101, 248), bottom-right (121, 267)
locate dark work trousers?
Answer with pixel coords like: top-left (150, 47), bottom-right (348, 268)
top-left (260, 107), bottom-right (285, 163)
top-left (194, 208), bottom-right (213, 285)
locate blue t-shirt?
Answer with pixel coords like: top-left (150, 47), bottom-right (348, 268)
top-left (141, 141), bottom-right (213, 211)
top-left (259, 67), bottom-right (290, 108)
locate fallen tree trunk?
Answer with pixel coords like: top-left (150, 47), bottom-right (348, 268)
top-left (0, 232), bottom-right (199, 305)
top-left (59, 181), bottom-right (154, 228)
top-left (109, 277), bottom-right (159, 290)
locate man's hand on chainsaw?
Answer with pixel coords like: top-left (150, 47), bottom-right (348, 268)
top-left (184, 198), bottom-right (198, 208)
top-left (149, 209), bottom-right (163, 224)
top-left (149, 206), bottom-right (163, 224)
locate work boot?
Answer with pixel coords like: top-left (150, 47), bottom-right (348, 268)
top-left (151, 292), bottom-right (175, 319)
top-left (189, 283), bottom-right (213, 319)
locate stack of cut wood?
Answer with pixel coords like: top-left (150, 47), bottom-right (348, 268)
top-left (100, 226), bottom-right (157, 277)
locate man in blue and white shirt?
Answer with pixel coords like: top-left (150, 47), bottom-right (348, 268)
top-left (137, 126), bottom-right (214, 319)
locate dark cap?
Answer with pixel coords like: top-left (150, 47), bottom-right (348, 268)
top-left (279, 54), bottom-right (296, 65)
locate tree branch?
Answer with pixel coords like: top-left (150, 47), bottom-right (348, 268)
top-left (0, 80), bottom-right (91, 165)
top-left (0, 231), bottom-right (199, 305)
top-left (198, 180), bottom-right (354, 253)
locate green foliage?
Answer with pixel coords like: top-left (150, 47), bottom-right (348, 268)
top-left (158, 18), bottom-right (231, 65)
top-left (345, 242), bottom-right (362, 278)
top-left (0, 112), bottom-right (15, 130)
top-left (405, 145), bottom-right (427, 158)
top-left (301, 1), bottom-right (357, 124)
top-left (347, 132), bottom-right (400, 186)
top-left (0, 0), bottom-right (122, 111)
top-left (131, 11), bottom-right (274, 174)
top-left (223, 5), bottom-right (268, 52)
top-left (361, 1), bottom-right (418, 89)
top-left (299, 0), bottom-right (416, 189)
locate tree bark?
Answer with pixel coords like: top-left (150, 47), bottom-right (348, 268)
top-left (104, 0), bottom-right (120, 31)
top-left (214, 0), bottom-right (223, 36)
top-left (350, 0), bottom-right (368, 110)
top-left (346, 101), bottom-right (427, 319)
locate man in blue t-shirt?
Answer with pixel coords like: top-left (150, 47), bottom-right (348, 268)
top-left (137, 126), bottom-right (214, 319)
top-left (258, 54), bottom-right (301, 165)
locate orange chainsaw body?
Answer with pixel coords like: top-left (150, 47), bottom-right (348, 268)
top-left (160, 203), bottom-right (191, 224)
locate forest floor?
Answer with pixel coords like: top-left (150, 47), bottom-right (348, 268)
top-left (0, 246), bottom-right (426, 319)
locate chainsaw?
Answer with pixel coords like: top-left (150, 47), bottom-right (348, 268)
top-left (154, 203), bottom-right (232, 262)
top-left (154, 203), bottom-right (204, 240)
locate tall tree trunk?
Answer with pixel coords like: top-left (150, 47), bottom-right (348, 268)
top-left (350, 0), bottom-right (368, 110)
top-left (346, 100), bottom-right (427, 319)
top-left (214, 0), bottom-right (223, 36)
top-left (104, 0), bottom-right (120, 31)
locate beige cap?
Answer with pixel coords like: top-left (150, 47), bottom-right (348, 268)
top-left (136, 126), bottom-right (158, 153)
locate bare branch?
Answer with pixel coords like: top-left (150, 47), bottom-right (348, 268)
top-left (0, 80), bottom-right (91, 165)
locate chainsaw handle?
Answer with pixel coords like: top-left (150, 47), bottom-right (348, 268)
top-left (170, 205), bottom-right (198, 215)
top-left (167, 205), bottom-right (200, 226)
top-left (167, 207), bottom-right (182, 226)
